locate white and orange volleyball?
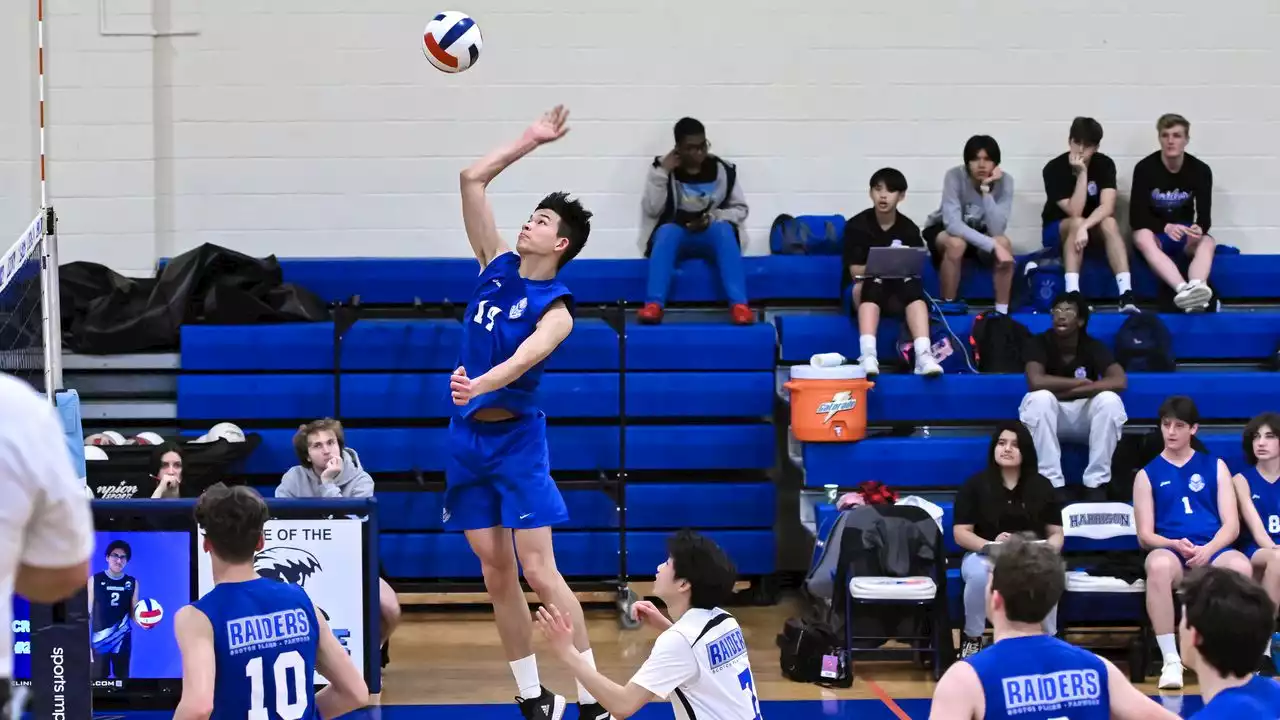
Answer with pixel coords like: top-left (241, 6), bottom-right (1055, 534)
top-left (423, 11), bottom-right (483, 73)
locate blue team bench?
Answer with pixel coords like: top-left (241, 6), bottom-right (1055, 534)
top-left (201, 425), bottom-right (777, 475)
top-left (264, 253), bottom-right (1280, 306)
top-left (177, 371), bottom-right (774, 420)
top-left (778, 310), bottom-right (1280, 364)
top-left (802, 429), bottom-right (1247, 489)
top-left (379, 529), bottom-right (775, 578)
top-left (180, 320), bottom-right (777, 372)
top-left (850, 372), bottom-right (1280, 425)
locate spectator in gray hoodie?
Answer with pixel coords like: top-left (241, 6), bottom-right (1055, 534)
top-left (922, 135), bottom-right (1016, 315)
top-left (276, 418), bottom-right (400, 667)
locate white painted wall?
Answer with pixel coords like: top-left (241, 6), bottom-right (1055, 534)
top-left (2, 0), bottom-right (1278, 278)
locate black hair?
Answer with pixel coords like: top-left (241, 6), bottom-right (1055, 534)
top-left (536, 192), bottom-right (592, 269)
top-left (1243, 412), bottom-right (1280, 466)
top-left (194, 483), bottom-right (270, 564)
top-left (1068, 117), bottom-right (1104, 147)
top-left (149, 441), bottom-right (183, 477)
top-left (105, 540), bottom-right (132, 560)
top-left (963, 135), bottom-right (1002, 166)
top-left (1159, 395), bottom-right (1200, 427)
top-left (986, 420), bottom-right (1039, 482)
top-left (990, 535), bottom-right (1066, 625)
top-left (673, 117), bottom-right (705, 144)
top-left (869, 167), bottom-right (908, 194)
top-left (667, 529), bottom-right (737, 610)
top-left (1050, 290), bottom-right (1090, 330)
top-left (1182, 567), bottom-right (1276, 678)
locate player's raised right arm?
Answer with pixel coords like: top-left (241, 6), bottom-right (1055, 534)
top-left (313, 603), bottom-right (370, 719)
top-left (460, 105), bottom-right (570, 268)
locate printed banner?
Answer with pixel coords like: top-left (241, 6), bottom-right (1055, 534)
top-left (196, 518), bottom-right (367, 683)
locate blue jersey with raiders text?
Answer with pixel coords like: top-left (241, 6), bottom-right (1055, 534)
top-left (458, 252), bottom-right (573, 420)
top-left (192, 578), bottom-right (320, 720)
top-left (966, 635), bottom-right (1109, 719)
top-left (1240, 466), bottom-right (1280, 553)
top-left (1146, 451), bottom-right (1222, 546)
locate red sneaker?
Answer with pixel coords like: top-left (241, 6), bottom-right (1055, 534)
top-left (730, 304), bottom-right (754, 325)
top-left (637, 302), bottom-right (664, 324)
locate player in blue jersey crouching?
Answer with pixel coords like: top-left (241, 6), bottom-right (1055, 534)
top-left (173, 484), bottom-right (367, 720)
top-left (447, 105), bottom-right (605, 720)
top-left (930, 535), bottom-right (1177, 719)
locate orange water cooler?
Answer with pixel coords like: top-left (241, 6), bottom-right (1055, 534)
top-left (783, 364), bottom-right (874, 442)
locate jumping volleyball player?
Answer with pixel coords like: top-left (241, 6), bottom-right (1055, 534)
top-left (929, 536), bottom-right (1179, 720)
top-left (446, 104), bottom-right (599, 720)
top-left (173, 484), bottom-right (367, 720)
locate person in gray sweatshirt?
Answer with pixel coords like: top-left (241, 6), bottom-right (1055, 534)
top-left (276, 418), bottom-right (400, 668)
top-left (922, 135), bottom-right (1017, 314)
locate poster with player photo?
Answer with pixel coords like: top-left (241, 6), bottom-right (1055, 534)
top-left (88, 531), bottom-right (192, 683)
top-left (194, 517), bottom-right (368, 684)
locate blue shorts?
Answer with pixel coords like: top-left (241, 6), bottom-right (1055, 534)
top-left (1042, 219), bottom-right (1105, 255)
top-left (1151, 545), bottom-right (1230, 567)
top-left (1156, 232), bottom-right (1187, 256)
top-left (443, 410), bottom-right (568, 531)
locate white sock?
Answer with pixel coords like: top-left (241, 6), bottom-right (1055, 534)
top-left (859, 334), bottom-right (877, 360)
top-left (1064, 272), bottom-right (1080, 293)
top-left (913, 337), bottom-right (931, 360)
top-left (994, 303), bottom-right (1009, 314)
top-left (576, 649), bottom-right (598, 704)
top-left (1266, 643), bottom-right (1273, 658)
top-left (1116, 272), bottom-right (1132, 295)
top-left (510, 654), bottom-right (542, 700)
top-left (1155, 634), bottom-right (1180, 664)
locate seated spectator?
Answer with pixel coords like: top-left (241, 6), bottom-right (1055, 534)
top-left (1231, 411), bottom-right (1280, 675)
top-left (1041, 117), bottom-right (1136, 313)
top-left (1132, 395), bottom-right (1253, 690)
top-left (277, 418), bottom-right (401, 667)
top-left (637, 117), bottom-right (751, 325)
top-left (922, 135), bottom-right (1015, 314)
top-left (842, 167), bottom-right (941, 377)
top-left (1130, 114), bottom-right (1216, 311)
top-left (1018, 291), bottom-right (1127, 501)
top-left (150, 442), bottom-right (184, 499)
top-left (952, 421), bottom-right (1062, 659)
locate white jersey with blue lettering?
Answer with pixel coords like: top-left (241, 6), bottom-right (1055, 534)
top-left (630, 608), bottom-right (762, 720)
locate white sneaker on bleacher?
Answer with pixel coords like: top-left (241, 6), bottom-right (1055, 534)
top-left (914, 354), bottom-right (943, 377)
top-left (1157, 659), bottom-right (1184, 691)
top-left (859, 355), bottom-right (879, 377)
top-left (1173, 280), bottom-right (1212, 310)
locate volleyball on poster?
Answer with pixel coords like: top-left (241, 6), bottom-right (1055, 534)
top-left (195, 518), bottom-right (368, 683)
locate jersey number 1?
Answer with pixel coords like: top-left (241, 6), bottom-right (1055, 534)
top-left (246, 651), bottom-right (308, 720)
top-left (1181, 496), bottom-right (1193, 515)
top-left (473, 300), bottom-right (501, 331)
top-left (737, 667), bottom-right (762, 720)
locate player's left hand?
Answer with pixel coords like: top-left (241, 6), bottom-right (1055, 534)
top-left (451, 366), bottom-right (477, 406)
top-left (525, 105), bottom-right (570, 146)
top-left (534, 604), bottom-right (576, 656)
top-left (1186, 545), bottom-right (1213, 567)
top-left (1074, 225), bottom-right (1090, 251)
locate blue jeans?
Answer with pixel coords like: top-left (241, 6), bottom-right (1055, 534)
top-left (646, 221), bottom-right (748, 305)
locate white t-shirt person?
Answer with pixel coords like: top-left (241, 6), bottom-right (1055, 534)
top-left (0, 375), bottom-right (96, 679)
top-left (630, 607), bottom-right (760, 720)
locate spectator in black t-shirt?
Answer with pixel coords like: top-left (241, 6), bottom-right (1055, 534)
top-left (843, 168), bottom-right (942, 377)
top-left (1130, 113), bottom-right (1216, 311)
top-left (1041, 117), bottom-right (1136, 313)
top-left (1018, 292), bottom-right (1128, 500)
top-left (953, 420), bottom-right (1063, 658)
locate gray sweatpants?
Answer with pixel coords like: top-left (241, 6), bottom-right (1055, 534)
top-left (1019, 390), bottom-right (1127, 489)
top-left (961, 551), bottom-right (1059, 637)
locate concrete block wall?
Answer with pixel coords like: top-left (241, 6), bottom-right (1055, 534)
top-left (1, 0), bottom-right (1277, 277)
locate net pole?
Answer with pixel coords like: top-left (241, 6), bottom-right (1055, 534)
top-left (37, 0), bottom-right (63, 400)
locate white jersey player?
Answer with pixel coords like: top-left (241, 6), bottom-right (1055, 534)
top-left (0, 375), bottom-right (96, 703)
top-left (535, 530), bottom-right (759, 720)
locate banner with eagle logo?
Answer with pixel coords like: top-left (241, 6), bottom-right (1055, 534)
top-left (195, 519), bottom-right (367, 684)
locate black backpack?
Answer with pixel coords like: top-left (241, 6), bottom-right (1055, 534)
top-left (777, 615), bottom-right (853, 687)
top-left (1114, 314), bottom-right (1176, 372)
top-left (968, 312), bottom-right (1032, 373)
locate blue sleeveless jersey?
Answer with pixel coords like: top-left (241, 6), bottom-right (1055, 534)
top-left (1240, 466), bottom-right (1280, 554)
top-left (90, 571), bottom-right (136, 653)
top-left (967, 635), bottom-right (1109, 719)
top-left (1192, 674), bottom-right (1280, 717)
top-left (192, 578), bottom-right (321, 720)
top-left (1146, 451), bottom-right (1222, 546)
top-left (458, 252), bottom-right (573, 420)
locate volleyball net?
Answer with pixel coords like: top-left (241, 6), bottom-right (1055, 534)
top-left (0, 207), bottom-right (63, 399)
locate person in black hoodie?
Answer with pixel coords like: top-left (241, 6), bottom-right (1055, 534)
top-left (951, 420), bottom-right (1063, 659)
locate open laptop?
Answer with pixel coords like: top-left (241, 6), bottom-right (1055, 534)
top-left (856, 245), bottom-right (928, 280)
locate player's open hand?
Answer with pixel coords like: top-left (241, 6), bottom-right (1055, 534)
top-left (630, 600), bottom-right (673, 631)
top-left (526, 105), bottom-right (570, 146)
top-left (450, 366), bottom-right (474, 406)
top-left (534, 604), bottom-right (576, 657)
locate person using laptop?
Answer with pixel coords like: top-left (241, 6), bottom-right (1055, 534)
top-left (843, 168), bottom-right (943, 377)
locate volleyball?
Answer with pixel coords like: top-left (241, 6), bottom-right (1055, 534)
top-left (132, 598), bottom-right (164, 629)
top-left (422, 11), bottom-right (483, 73)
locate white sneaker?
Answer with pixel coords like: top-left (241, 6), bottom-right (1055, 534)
top-left (915, 355), bottom-right (943, 377)
top-left (1173, 280), bottom-right (1212, 310)
top-left (1157, 660), bottom-right (1184, 690)
top-left (859, 355), bottom-right (880, 377)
